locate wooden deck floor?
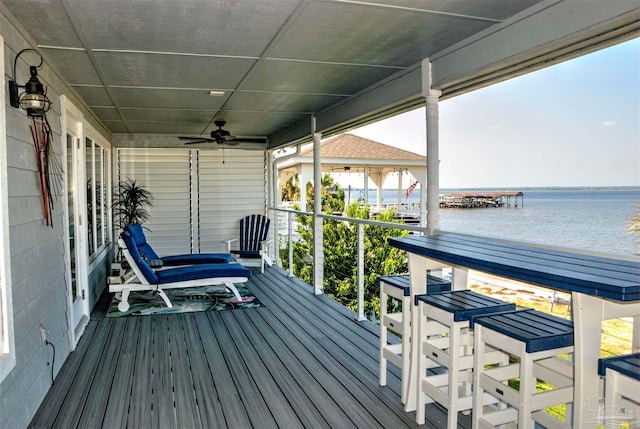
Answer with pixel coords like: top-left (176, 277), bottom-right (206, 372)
top-left (29, 266), bottom-right (463, 429)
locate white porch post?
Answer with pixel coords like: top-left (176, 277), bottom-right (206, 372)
top-left (370, 171), bottom-right (384, 211)
top-left (363, 165), bottom-right (369, 205)
top-left (312, 124), bottom-right (323, 295)
top-left (423, 59), bottom-right (442, 234)
top-left (397, 170), bottom-right (403, 210)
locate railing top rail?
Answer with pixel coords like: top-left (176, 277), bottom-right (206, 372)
top-left (269, 206), bottom-right (426, 233)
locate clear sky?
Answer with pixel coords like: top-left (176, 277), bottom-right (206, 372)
top-left (348, 37), bottom-right (639, 189)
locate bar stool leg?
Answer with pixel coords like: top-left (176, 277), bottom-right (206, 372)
top-left (519, 352), bottom-right (535, 429)
top-left (472, 324), bottom-right (485, 429)
top-left (379, 288), bottom-right (388, 388)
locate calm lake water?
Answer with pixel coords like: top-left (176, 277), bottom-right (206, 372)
top-left (361, 187), bottom-right (640, 256)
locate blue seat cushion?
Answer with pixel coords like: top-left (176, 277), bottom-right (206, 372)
top-left (121, 231), bottom-right (159, 284)
top-left (378, 274), bottom-right (452, 296)
top-left (598, 353), bottom-right (640, 379)
top-left (231, 250), bottom-right (261, 258)
top-left (472, 309), bottom-right (574, 353)
top-left (415, 290), bottom-right (515, 322)
top-left (155, 263), bottom-right (251, 285)
top-left (161, 253), bottom-right (233, 265)
top-left (125, 224), bottom-right (160, 259)
top-left (125, 223), bottom-right (232, 265)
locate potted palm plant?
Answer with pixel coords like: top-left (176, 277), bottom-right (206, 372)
top-left (113, 178), bottom-right (153, 229)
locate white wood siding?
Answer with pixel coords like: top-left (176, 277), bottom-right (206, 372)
top-left (118, 149), bottom-right (192, 256)
top-left (198, 150), bottom-right (266, 253)
top-left (117, 148), bottom-right (266, 255)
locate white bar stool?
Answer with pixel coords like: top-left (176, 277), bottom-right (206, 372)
top-left (598, 353), bottom-right (640, 428)
top-left (415, 290), bottom-right (515, 427)
top-left (378, 274), bottom-right (451, 404)
top-left (472, 309), bottom-right (575, 429)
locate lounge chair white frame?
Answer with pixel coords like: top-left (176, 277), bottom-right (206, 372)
top-left (112, 238), bottom-right (249, 312)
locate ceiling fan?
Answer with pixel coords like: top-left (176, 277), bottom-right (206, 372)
top-left (178, 120), bottom-right (267, 146)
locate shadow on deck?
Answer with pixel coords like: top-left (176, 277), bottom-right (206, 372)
top-left (29, 266), bottom-right (461, 429)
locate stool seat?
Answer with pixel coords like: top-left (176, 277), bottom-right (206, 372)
top-left (471, 308), bottom-right (574, 353)
top-left (598, 353), bottom-right (640, 426)
top-left (416, 290), bottom-right (515, 321)
top-left (598, 353), bottom-right (640, 379)
top-left (378, 273), bottom-right (451, 405)
top-left (415, 290), bottom-right (515, 426)
top-left (472, 309), bottom-right (575, 429)
top-left (377, 274), bottom-right (451, 296)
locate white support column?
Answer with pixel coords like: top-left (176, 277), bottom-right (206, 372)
top-left (369, 171), bottom-right (385, 211)
top-left (312, 125), bottom-right (323, 295)
top-left (298, 165), bottom-right (313, 212)
top-left (422, 59), bottom-right (442, 235)
top-left (363, 165), bottom-right (369, 205)
top-left (397, 171), bottom-right (403, 210)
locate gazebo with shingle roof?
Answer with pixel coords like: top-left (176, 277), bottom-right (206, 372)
top-left (277, 134), bottom-right (427, 221)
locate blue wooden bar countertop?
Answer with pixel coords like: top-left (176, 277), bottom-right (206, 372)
top-left (388, 233), bottom-right (640, 302)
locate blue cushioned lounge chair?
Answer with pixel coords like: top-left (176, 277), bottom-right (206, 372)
top-left (225, 214), bottom-right (273, 273)
top-left (124, 223), bottom-right (232, 266)
top-left (111, 230), bottom-right (251, 312)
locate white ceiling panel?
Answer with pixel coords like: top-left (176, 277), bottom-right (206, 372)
top-left (239, 59), bottom-right (396, 95)
top-left (224, 91), bottom-right (345, 114)
top-left (40, 48), bottom-right (102, 85)
top-left (120, 108), bottom-right (215, 123)
top-left (67, 0), bottom-right (301, 55)
top-left (93, 51), bottom-right (255, 88)
top-left (73, 86), bottom-right (114, 106)
top-left (2, 0), bottom-right (634, 147)
top-left (268, 1), bottom-right (493, 67)
top-left (110, 87), bottom-right (230, 110)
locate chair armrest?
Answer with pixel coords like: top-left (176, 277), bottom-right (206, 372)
top-left (224, 238), bottom-right (238, 252)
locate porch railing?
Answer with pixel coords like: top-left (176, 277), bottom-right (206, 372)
top-left (268, 206), bottom-right (634, 358)
top-left (270, 206), bottom-right (423, 320)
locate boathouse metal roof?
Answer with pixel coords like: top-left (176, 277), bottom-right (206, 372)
top-left (3, 0), bottom-right (637, 149)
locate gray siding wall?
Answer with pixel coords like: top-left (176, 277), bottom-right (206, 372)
top-left (1, 9), bottom-right (112, 429)
top-left (116, 147), bottom-right (267, 255)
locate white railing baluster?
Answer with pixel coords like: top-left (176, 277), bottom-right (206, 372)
top-left (357, 223), bottom-right (365, 321)
top-left (288, 211), bottom-right (294, 277)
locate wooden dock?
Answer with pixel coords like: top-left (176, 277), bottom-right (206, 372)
top-left (439, 191), bottom-right (523, 208)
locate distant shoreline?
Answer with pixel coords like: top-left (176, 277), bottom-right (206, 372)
top-left (349, 185), bottom-right (640, 192)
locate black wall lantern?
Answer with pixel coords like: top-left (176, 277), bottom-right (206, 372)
top-left (8, 49), bottom-right (51, 117)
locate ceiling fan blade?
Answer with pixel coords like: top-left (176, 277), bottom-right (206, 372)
top-left (178, 136), bottom-right (212, 141)
top-left (227, 137), bottom-right (268, 143)
top-left (183, 139), bottom-right (214, 145)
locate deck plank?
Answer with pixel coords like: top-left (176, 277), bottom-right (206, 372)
top-left (101, 317), bottom-right (140, 428)
top-left (207, 312), bottom-right (280, 429)
top-left (127, 316), bottom-right (155, 428)
top-left (223, 310), bottom-right (305, 429)
top-left (76, 319), bottom-right (127, 428)
top-left (29, 266), bottom-right (463, 429)
top-left (28, 320), bottom-right (99, 429)
top-left (253, 269), bottom-right (421, 428)
top-left (152, 315), bottom-right (176, 429)
top-left (243, 307), bottom-right (353, 429)
top-left (191, 312), bottom-right (253, 429)
top-left (166, 316), bottom-right (202, 429)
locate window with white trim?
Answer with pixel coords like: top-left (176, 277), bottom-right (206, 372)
top-left (0, 37), bottom-right (16, 382)
top-left (85, 137), bottom-right (109, 257)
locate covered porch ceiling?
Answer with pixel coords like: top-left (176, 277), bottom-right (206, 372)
top-left (4, 0), bottom-right (638, 149)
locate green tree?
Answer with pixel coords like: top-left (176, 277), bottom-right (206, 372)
top-left (281, 175), bottom-right (408, 320)
top-left (281, 172), bottom-right (300, 202)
